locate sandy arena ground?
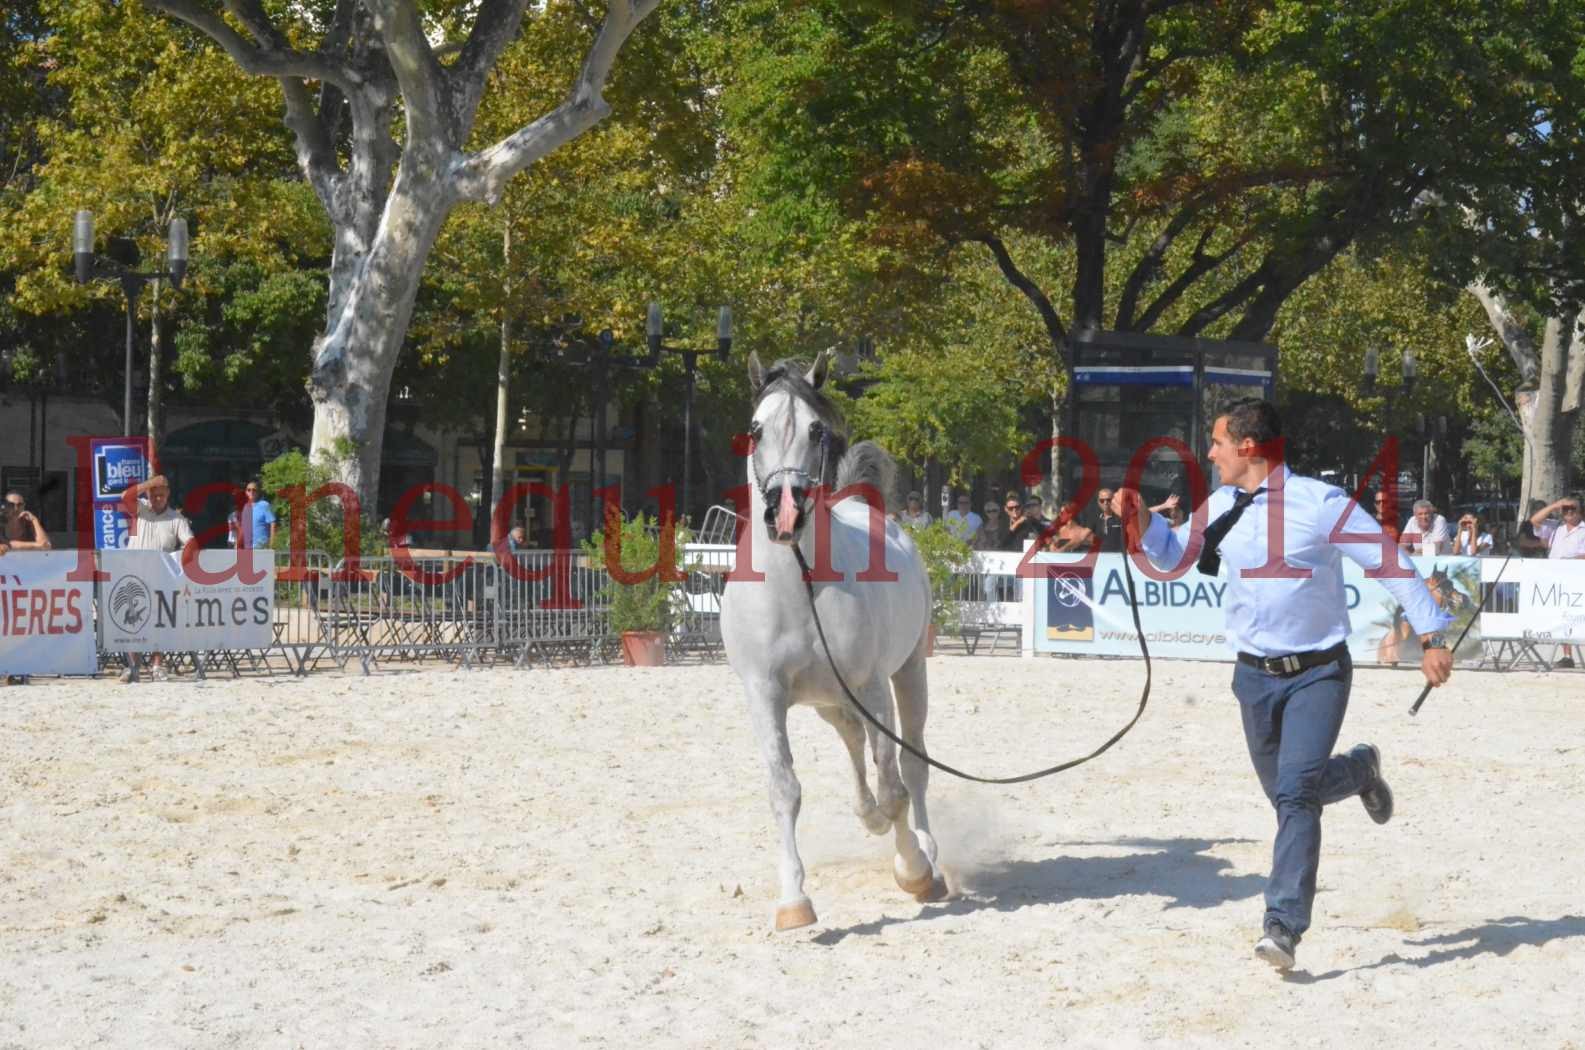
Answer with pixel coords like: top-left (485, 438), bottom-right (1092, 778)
top-left (1, 654), bottom-right (1582, 1048)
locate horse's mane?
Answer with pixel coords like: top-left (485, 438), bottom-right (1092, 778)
top-left (756, 357), bottom-right (896, 509)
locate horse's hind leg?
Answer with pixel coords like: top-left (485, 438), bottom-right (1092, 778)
top-left (859, 675), bottom-right (942, 901)
top-left (745, 678), bottom-right (817, 930)
top-left (891, 650), bottom-right (947, 901)
top-left (815, 704), bottom-right (890, 835)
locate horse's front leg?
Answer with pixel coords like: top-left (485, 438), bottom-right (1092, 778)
top-left (746, 678), bottom-right (816, 930)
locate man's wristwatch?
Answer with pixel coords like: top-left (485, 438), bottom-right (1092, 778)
top-left (1420, 632), bottom-right (1448, 651)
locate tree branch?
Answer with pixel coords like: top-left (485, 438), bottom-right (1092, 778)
top-left (974, 234), bottom-right (1070, 357)
top-left (144, 0), bottom-right (362, 94)
top-left (1469, 279), bottom-right (1542, 390)
top-left (1134, 231), bottom-right (1252, 332)
top-left (1177, 264), bottom-right (1268, 338)
top-left (277, 79), bottom-right (341, 214)
top-left (452, 0), bottom-right (662, 204)
top-left (1565, 311), bottom-right (1585, 414)
top-left (365, 0), bottom-right (449, 147)
top-left (1115, 203), bottom-right (1201, 329)
top-left (447, 0), bottom-right (531, 130)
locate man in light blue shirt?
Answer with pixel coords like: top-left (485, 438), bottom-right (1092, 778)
top-left (239, 479), bottom-right (276, 549)
top-left (1114, 398), bottom-right (1454, 972)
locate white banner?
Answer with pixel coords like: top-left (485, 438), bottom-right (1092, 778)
top-left (100, 549), bottom-right (275, 653)
top-left (1480, 557), bottom-right (1585, 642)
top-left (0, 552), bottom-right (98, 675)
top-left (1029, 552), bottom-right (1482, 665)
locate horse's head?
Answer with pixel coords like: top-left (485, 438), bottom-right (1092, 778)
top-left (747, 350), bottom-right (840, 544)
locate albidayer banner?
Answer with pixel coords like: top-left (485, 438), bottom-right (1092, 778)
top-left (1032, 552), bottom-right (1481, 666)
top-left (100, 549), bottom-right (275, 654)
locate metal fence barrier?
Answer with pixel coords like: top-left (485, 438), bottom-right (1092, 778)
top-left (75, 544), bottom-right (1570, 675)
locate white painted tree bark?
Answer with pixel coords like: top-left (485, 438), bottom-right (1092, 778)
top-left (145, 0), bottom-right (663, 512)
top-left (1469, 281), bottom-right (1584, 515)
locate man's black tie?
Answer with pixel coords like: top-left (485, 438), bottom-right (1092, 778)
top-left (1197, 488), bottom-right (1264, 576)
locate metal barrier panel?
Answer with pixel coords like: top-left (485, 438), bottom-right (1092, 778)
top-left (304, 553), bottom-right (497, 672)
top-left (491, 549), bottom-right (613, 667)
top-left (676, 544), bottom-right (732, 656)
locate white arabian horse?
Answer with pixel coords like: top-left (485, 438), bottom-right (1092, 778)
top-left (720, 351), bottom-right (945, 931)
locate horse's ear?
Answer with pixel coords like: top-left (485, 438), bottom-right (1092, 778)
top-left (805, 349), bottom-right (831, 390)
top-left (748, 351), bottom-right (766, 393)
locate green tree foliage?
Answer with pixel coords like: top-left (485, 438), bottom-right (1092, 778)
top-left (0, 0), bottom-right (327, 422)
top-left (720, 0), bottom-right (1560, 360)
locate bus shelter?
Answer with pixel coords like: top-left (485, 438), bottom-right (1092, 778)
top-left (1066, 331), bottom-right (1277, 502)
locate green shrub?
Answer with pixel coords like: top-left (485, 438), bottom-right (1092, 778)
top-left (581, 512), bottom-right (692, 635)
top-left (904, 520), bottom-right (974, 632)
top-left (261, 441), bottom-right (388, 566)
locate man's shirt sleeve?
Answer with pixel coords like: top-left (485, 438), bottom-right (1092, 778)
top-left (1138, 511), bottom-right (1185, 569)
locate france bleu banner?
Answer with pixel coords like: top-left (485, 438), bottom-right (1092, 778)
top-left (1031, 552), bottom-right (1481, 665)
top-left (89, 436), bottom-right (152, 550)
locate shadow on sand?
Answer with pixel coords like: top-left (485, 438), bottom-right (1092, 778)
top-left (1284, 914), bottom-right (1585, 983)
top-left (813, 836), bottom-right (1265, 946)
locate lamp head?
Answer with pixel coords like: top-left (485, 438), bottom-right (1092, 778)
top-left (167, 217), bottom-right (188, 290)
top-left (73, 210), bottom-right (94, 284)
top-left (716, 305), bottom-right (732, 362)
top-left (646, 301), bottom-right (662, 361)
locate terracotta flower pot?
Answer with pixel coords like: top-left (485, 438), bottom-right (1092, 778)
top-left (926, 623), bottom-right (938, 657)
top-left (621, 630), bottom-right (666, 667)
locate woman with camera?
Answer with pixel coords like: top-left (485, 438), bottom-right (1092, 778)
top-left (1452, 513), bottom-right (1493, 556)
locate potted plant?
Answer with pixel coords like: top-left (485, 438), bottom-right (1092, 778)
top-left (581, 510), bottom-right (690, 666)
top-left (903, 520), bottom-right (973, 656)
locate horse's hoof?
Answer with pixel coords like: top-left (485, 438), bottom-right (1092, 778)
top-left (895, 868), bottom-right (948, 902)
top-left (774, 899), bottom-right (817, 931)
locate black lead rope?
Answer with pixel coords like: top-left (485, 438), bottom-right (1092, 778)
top-left (792, 543), bottom-right (1153, 785)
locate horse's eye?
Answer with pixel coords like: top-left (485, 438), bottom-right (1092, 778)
top-left (749, 421), bottom-right (763, 441)
top-left (808, 421), bottom-right (824, 442)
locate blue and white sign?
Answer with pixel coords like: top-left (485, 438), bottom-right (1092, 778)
top-left (89, 437), bottom-right (151, 550)
top-left (1030, 552), bottom-right (1481, 665)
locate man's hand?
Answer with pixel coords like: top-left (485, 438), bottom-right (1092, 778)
top-left (1109, 488), bottom-right (1150, 544)
top-left (1420, 645), bottom-right (1453, 688)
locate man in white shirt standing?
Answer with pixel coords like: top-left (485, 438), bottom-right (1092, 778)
top-left (1531, 494), bottom-right (1585, 667)
top-left (120, 475), bottom-right (196, 683)
top-left (1114, 398), bottom-right (1453, 972)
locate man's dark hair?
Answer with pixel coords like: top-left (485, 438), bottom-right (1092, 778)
top-left (1217, 397), bottom-right (1282, 446)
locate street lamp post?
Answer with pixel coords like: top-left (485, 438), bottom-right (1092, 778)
top-left (555, 327), bottom-right (654, 534)
top-left (646, 302), bottom-right (733, 525)
top-left (1363, 346), bottom-right (1419, 500)
top-left (73, 210), bottom-right (189, 437)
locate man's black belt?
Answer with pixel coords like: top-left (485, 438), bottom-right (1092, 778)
top-left (1237, 642), bottom-right (1349, 677)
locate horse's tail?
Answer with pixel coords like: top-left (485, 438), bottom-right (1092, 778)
top-left (835, 440), bottom-right (897, 512)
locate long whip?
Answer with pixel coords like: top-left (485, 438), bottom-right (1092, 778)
top-left (1409, 335), bottom-right (1530, 716)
